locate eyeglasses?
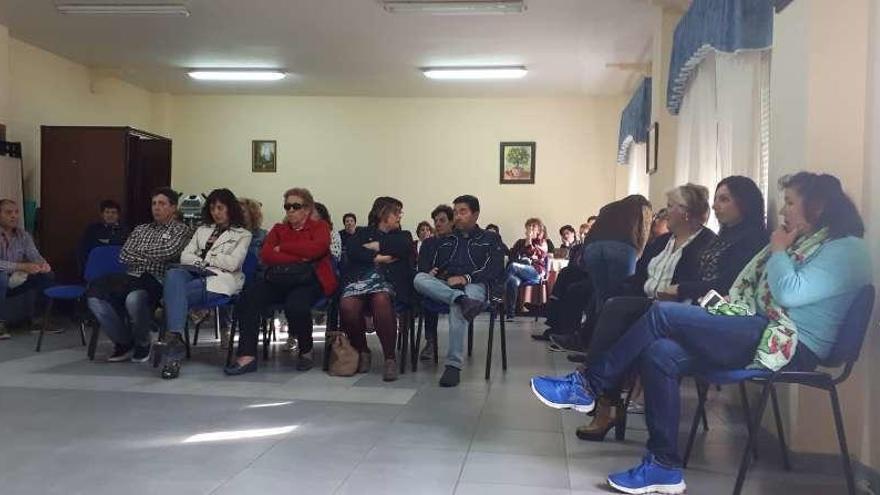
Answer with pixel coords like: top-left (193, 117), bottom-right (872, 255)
top-left (284, 202), bottom-right (305, 211)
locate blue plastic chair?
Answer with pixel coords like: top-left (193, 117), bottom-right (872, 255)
top-left (36, 245), bottom-right (126, 355)
top-left (682, 285), bottom-right (875, 495)
top-left (414, 289), bottom-right (508, 379)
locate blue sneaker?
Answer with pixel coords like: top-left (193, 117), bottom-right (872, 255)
top-left (607, 454), bottom-right (686, 494)
top-left (530, 373), bottom-right (594, 413)
top-left (534, 370), bottom-right (582, 384)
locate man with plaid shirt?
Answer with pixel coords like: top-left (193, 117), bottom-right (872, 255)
top-left (86, 188), bottom-right (192, 363)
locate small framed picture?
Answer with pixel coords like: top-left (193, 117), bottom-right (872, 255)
top-left (646, 122), bottom-right (659, 175)
top-left (500, 141), bottom-right (536, 184)
top-left (252, 140), bottom-right (277, 173)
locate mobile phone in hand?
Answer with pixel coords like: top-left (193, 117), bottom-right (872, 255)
top-left (698, 290), bottom-right (725, 309)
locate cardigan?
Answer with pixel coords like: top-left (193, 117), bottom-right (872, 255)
top-left (342, 226), bottom-right (415, 305)
top-left (179, 225), bottom-right (252, 296)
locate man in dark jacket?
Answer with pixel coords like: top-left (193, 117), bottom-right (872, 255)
top-left (413, 195), bottom-right (505, 387)
top-left (78, 200), bottom-right (130, 273)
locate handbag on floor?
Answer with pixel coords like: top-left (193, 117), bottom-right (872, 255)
top-left (327, 331), bottom-right (359, 376)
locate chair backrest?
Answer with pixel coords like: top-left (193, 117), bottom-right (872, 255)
top-left (83, 245), bottom-right (126, 282)
top-left (823, 285), bottom-right (876, 368)
top-left (241, 250), bottom-right (260, 285)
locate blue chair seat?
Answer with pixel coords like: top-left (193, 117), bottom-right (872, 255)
top-left (43, 285), bottom-right (86, 300)
top-left (191, 294), bottom-right (232, 311)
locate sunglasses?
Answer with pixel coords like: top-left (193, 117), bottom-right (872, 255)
top-left (284, 202), bottom-right (305, 211)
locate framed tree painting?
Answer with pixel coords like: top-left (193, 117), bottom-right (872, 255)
top-left (500, 141), bottom-right (536, 184)
top-left (252, 140), bottom-right (277, 173)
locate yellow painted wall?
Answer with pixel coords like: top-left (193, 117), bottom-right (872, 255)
top-left (168, 94), bottom-right (625, 240)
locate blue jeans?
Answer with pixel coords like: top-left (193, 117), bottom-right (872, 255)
top-left (87, 290), bottom-right (154, 348)
top-left (413, 272), bottom-right (486, 369)
top-left (505, 262), bottom-right (542, 316)
top-left (584, 302), bottom-right (768, 467)
top-left (581, 240), bottom-right (637, 311)
top-left (163, 268), bottom-right (224, 334)
top-left (0, 271), bottom-right (54, 322)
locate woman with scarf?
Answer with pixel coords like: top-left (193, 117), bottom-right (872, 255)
top-left (530, 171), bottom-right (872, 495)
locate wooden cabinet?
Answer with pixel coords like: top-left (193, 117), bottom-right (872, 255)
top-left (40, 126), bottom-right (171, 282)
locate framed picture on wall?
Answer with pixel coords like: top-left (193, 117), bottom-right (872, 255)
top-left (252, 140), bottom-right (277, 173)
top-left (646, 122), bottom-right (659, 175)
top-left (500, 141), bottom-right (536, 184)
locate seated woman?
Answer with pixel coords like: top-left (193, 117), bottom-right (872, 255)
top-left (505, 218), bottom-right (549, 319)
top-left (159, 188), bottom-right (251, 379)
top-left (554, 224), bottom-right (579, 259)
top-left (224, 187), bottom-right (337, 375)
top-left (312, 202), bottom-right (342, 259)
top-left (340, 197), bottom-right (414, 382)
top-left (577, 177), bottom-right (766, 441)
top-left (531, 172), bottom-right (872, 495)
top-left (414, 220), bottom-right (434, 258)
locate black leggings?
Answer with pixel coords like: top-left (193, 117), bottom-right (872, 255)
top-left (236, 278), bottom-right (322, 357)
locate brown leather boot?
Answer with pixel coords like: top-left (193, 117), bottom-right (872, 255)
top-left (576, 397), bottom-right (620, 442)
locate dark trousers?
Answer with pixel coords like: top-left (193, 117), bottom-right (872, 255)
top-left (236, 278), bottom-right (322, 357)
top-left (585, 296), bottom-right (653, 366)
top-left (545, 266), bottom-right (589, 330)
top-left (424, 310), bottom-right (439, 342)
top-left (584, 302), bottom-right (769, 467)
top-left (0, 271), bottom-right (54, 321)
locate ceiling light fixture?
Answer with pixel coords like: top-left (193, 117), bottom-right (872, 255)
top-left (187, 70), bottom-right (287, 81)
top-left (56, 3), bottom-right (191, 16)
top-left (421, 66), bottom-right (527, 80)
top-left (383, 1), bottom-right (525, 15)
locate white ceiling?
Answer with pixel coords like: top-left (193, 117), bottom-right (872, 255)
top-left (0, 0), bottom-right (658, 97)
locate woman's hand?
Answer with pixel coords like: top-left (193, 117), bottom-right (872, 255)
top-left (656, 285), bottom-right (678, 301)
top-left (770, 224), bottom-right (806, 252)
top-left (363, 241), bottom-right (380, 252)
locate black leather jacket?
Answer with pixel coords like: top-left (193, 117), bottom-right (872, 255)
top-left (419, 226), bottom-right (505, 285)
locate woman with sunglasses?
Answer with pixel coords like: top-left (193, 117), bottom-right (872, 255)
top-left (224, 187), bottom-right (338, 375)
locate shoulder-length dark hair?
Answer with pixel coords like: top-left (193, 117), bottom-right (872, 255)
top-left (202, 188), bottom-right (245, 228)
top-left (368, 196), bottom-right (403, 227)
top-left (717, 175), bottom-right (766, 231)
top-left (779, 172), bottom-right (864, 239)
top-left (313, 202), bottom-right (333, 228)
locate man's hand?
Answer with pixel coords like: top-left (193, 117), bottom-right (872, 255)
top-left (38, 263), bottom-right (52, 273)
top-left (446, 275), bottom-right (468, 288)
top-left (429, 268), bottom-right (439, 277)
top-left (17, 263), bottom-right (43, 275)
top-left (656, 285), bottom-right (678, 301)
top-left (374, 254), bottom-right (397, 264)
top-left (363, 241), bottom-right (380, 252)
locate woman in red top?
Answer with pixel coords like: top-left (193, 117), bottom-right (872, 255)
top-left (225, 187), bottom-right (338, 375)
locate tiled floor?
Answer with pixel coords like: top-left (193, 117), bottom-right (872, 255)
top-left (0, 316), bottom-right (864, 494)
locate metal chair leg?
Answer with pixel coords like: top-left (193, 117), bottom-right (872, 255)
top-left (683, 380), bottom-right (709, 468)
top-left (485, 309), bottom-right (495, 380)
top-left (226, 315), bottom-right (237, 366)
top-left (769, 384), bottom-right (791, 470)
top-left (733, 382), bottom-right (772, 495)
top-left (739, 382), bottom-right (758, 460)
top-left (398, 312), bottom-right (408, 375)
top-left (35, 298), bottom-right (53, 352)
top-left (467, 321), bottom-right (473, 357)
top-left (87, 321), bottom-right (100, 361)
top-left (409, 312), bottom-right (418, 372)
top-left (829, 385), bottom-right (857, 495)
top-left (413, 312), bottom-right (423, 372)
top-left (499, 306), bottom-right (507, 371)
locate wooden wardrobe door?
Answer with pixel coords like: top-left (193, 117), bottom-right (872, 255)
top-left (126, 134), bottom-right (172, 227)
top-left (40, 127), bottom-right (126, 282)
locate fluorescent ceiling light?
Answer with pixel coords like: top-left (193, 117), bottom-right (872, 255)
top-left (56, 3), bottom-right (190, 16)
top-left (188, 70), bottom-right (287, 81)
top-left (183, 425), bottom-right (298, 444)
top-left (383, 1), bottom-right (525, 15)
top-left (421, 66), bottom-right (527, 80)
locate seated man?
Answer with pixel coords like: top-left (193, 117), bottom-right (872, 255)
top-left (413, 195), bottom-right (505, 387)
top-left (417, 204), bottom-right (454, 361)
top-left (78, 199), bottom-right (130, 273)
top-left (86, 188), bottom-right (192, 362)
top-left (0, 199), bottom-right (53, 340)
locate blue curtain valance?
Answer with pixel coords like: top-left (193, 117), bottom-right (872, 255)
top-left (618, 77), bottom-right (652, 164)
top-left (666, 0), bottom-right (773, 115)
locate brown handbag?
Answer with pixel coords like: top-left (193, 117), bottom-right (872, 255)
top-left (327, 331), bottom-right (359, 376)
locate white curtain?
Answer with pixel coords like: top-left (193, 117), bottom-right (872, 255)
top-left (674, 50), bottom-right (771, 229)
top-left (627, 143), bottom-right (650, 197)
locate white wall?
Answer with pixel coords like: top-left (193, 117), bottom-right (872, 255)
top-left (5, 38), bottom-right (159, 200)
top-left (169, 95), bottom-right (624, 241)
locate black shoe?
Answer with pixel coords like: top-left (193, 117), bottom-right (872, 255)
top-left (457, 297), bottom-right (487, 322)
top-left (439, 365), bottom-right (460, 387)
top-left (567, 353), bottom-right (588, 364)
top-left (531, 328), bottom-right (553, 341)
top-left (131, 345), bottom-right (151, 363)
top-left (161, 361), bottom-right (180, 380)
top-left (159, 334), bottom-right (185, 380)
top-left (224, 359), bottom-right (257, 376)
top-left (107, 344), bottom-right (133, 362)
top-left (296, 351), bottom-right (314, 371)
top-left (550, 334), bottom-right (584, 352)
